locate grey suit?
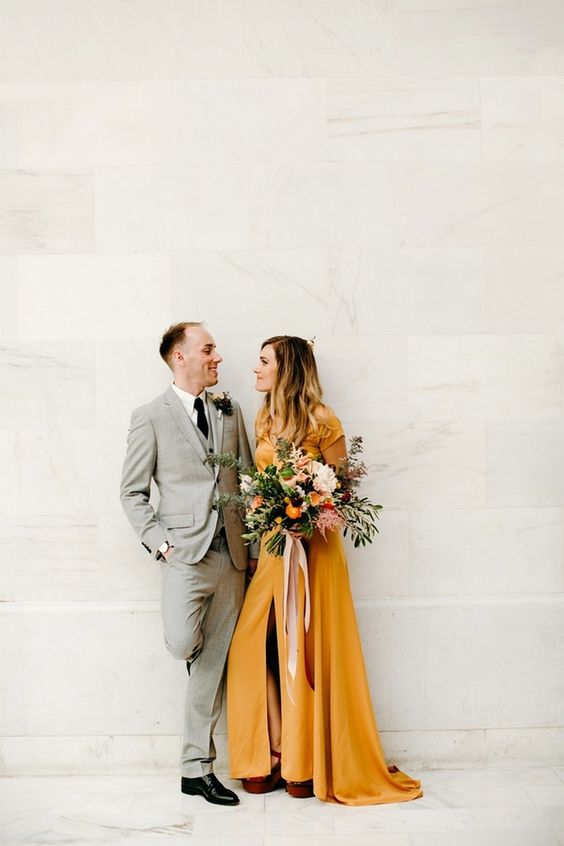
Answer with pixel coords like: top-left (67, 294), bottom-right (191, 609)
top-left (120, 386), bottom-right (254, 776)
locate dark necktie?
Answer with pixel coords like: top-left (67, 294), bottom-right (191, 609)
top-left (193, 397), bottom-right (209, 440)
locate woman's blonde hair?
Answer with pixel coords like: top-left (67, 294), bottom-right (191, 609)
top-left (257, 335), bottom-right (324, 446)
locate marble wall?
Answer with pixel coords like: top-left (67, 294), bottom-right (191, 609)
top-left (1, 0), bottom-right (563, 775)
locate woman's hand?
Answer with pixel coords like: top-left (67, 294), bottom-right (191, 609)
top-left (287, 528), bottom-right (304, 540)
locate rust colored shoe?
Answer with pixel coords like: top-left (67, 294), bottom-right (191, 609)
top-left (242, 750), bottom-right (285, 795)
top-left (286, 779), bottom-right (314, 798)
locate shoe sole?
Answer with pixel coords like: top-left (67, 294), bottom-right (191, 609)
top-left (181, 786), bottom-right (239, 806)
top-left (286, 782), bottom-right (314, 798)
top-left (242, 775), bottom-right (286, 794)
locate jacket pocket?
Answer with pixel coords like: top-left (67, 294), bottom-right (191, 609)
top-left (161, 512), bottom-right (194, 529)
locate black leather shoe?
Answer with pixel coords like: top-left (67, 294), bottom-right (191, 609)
top-left (181, 774), bottom-right (240, 806)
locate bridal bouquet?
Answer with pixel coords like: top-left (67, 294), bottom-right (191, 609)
top-left (208, 436), bottom-right (381, 676)
top-left (235, 436), bottom-right (382, 556)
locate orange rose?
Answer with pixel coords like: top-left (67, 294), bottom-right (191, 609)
top-left (250, 495), bottom-right (264, 511)
top-left (309, 491), bottom-right (321, 506)
top-left (285, 504), bottom-right (302, 519)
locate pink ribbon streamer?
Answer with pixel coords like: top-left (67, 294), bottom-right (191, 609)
top-left (283, 534), bottom-right (311, 680)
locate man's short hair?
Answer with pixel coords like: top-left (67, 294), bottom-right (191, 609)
top-left (159, 322), bottom-right (202, 366)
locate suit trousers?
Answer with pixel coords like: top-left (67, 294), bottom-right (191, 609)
top-left (160, 533), bottom-right (245, 777)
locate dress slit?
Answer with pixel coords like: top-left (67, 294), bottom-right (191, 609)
top-left (227, 416), bottom-right (422, 804)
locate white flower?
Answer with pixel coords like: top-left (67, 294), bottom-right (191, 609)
top-left (240, 474), bottom-right (254, 494)
top-left (312, 461), bottom-right (337, 496)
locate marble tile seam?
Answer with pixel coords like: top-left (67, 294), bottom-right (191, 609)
top-left (0, 733), bottom-right (180, 739)
top-left (0, 733), bottom-right (560, 742)
top-left (1, 594), bottom-right (563, 613)
top-left (355, 594), bottom-right (564, 608)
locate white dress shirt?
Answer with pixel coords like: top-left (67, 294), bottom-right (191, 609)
top-left (171, 383), bottom-right (209, 432)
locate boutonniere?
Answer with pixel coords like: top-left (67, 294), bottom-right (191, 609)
top-left (210, 391), bottom-right (233, 419)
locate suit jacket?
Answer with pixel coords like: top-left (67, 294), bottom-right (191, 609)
top-left (120, 386), bottom-right (255, 570)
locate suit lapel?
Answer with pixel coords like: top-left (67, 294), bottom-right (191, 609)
top-left (163, 386), bottom-right (213, 473)
top-left (206, 392), bottom-right (224, 480)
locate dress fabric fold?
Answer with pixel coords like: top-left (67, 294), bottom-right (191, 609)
top-left (227, 411), bottom-right (422, 805)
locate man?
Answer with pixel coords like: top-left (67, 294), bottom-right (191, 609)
top-left (120, 322), bottom-right (257, 806)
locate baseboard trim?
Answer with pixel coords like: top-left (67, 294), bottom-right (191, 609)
top-left (2, 727), bottom-right (563, 776)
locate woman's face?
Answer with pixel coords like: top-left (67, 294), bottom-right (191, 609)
top-left (254, 344), bottom-right (277, 393)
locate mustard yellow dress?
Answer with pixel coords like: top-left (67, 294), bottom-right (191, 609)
top-left (227, 410), bottom-right (422, 805)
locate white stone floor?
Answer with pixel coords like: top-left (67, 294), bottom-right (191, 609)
top-left (1, 768), bottom-right (564, 846)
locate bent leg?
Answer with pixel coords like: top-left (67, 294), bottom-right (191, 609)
top-left (160, 545), bottom-right (245, 778)
top-left (181, 545), bottom-right (245, 776)
top-left (161, 556), bottom-right (207, 662)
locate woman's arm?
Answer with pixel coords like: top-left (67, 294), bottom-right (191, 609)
top-left (321, 435), bottom-right (347, 472)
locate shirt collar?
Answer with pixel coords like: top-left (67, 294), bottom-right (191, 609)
top-left (171, 383), bottom-right (206, 411)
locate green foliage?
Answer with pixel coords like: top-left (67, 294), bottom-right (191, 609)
top-left (209, 435), bottom-right (383, 556)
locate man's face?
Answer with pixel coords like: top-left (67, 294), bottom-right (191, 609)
top-left (177, 326), bottom-right (222, 390)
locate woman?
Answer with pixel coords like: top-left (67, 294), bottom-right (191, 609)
top-left (227, 336), bottom-right (422, 805)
